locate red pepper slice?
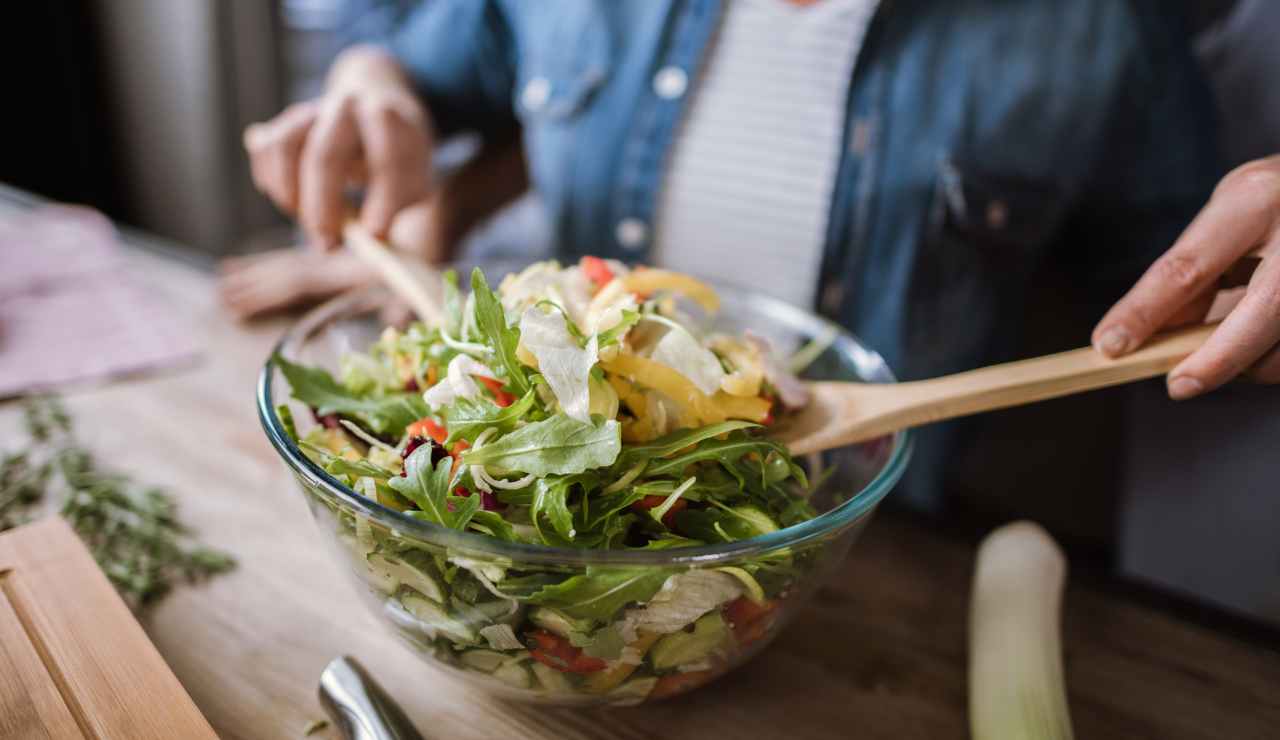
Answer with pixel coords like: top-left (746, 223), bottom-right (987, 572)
top-left (723, 597), bottom-right (777, 644)
top-left (650, 669), bottom-right (718, 700)
top-left (580, 255), bottom-right (615, 287)
top-left (526, 629), bottom-right (607, 673)
top-left (407, 417), bottom-right (448, 445)
top-left (475, 376), bottom-right (516, 407)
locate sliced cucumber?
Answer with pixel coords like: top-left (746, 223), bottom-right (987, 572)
top-left (650, 612), bottom-right (730, 671)
top-left (530, 662), bottom-right (574, 692)
top-left (460, 649), bottom-right (508, 673)
top-left (367, 552), bottom-right (445, 601)
top-left (529, 607), bottom-right (595, 639)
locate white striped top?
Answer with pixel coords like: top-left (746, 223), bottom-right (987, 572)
top-left (651, 0), bottom-right (879, 310)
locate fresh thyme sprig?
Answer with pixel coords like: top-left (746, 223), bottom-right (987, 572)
top-left (0, 396), bottom-right (235, 608)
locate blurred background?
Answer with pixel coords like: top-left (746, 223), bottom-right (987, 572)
top-left (3, 0), bottom-right (1278, 629)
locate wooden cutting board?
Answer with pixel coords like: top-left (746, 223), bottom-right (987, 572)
top-left (0, 517), bottom-right (216, 740)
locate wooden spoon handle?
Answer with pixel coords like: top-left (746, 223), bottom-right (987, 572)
top-left (894, 322), bottom-right (1217, 428)
top-left (342, 220), bottom-right (444, 325)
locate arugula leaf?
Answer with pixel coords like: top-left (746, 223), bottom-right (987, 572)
top-left (524, 566), bottom-right (668, 620)
top-left (531, 476), bottom-right (579, 541)
top-left (389, 446), bottom-right (478, 530)
top-left (579, 488), bottom-right (645, 532)
top-left (617, 420), bottom-right (759, 467)
top-left (470, 268), bottom-right (531, 396)
top-left (645, 434), bottom-right (804, 486)
top-left (468, 510), bottom-right (519, 542)
top-left (274, 354), bottom-right (427, 435)
top-left (442, 389), bottom-right (536, 444)
top-left (460, 414), bottom-right (621, 476)
top-left (596, 309), bottom-right (640, 347)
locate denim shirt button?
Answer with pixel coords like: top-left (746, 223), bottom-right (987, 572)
top-left (521, 77), bottom-right (552, 112)
top-left (615, 218), bottom-right (648, 250)
top-left (652, 67), bottom-right (689, 100)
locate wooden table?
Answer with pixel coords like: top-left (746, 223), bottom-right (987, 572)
top-left (4, 228), bottom-right (1280, 739)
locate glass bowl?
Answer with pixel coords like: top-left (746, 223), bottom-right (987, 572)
top-left (258, 283), bottom-right (911, 706)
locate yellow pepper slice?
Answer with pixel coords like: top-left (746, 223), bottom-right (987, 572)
top-left (618, 269), bottom-right (720, 314)
top-left (602, 354), bottom-right (725, 425)
top-left (710, 392), bottom-right (771, 423)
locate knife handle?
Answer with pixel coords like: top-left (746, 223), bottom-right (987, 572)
top-left (318, 656), bottom-right (426, 740)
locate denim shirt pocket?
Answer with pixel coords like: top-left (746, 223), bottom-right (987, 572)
top-left (512, 5), bottom-right (613, 123)
top-left (907, 156), bottom-right (1068, 367)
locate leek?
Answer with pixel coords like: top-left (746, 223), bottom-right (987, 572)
top-left (969, 521), bottom-right (1074, 740)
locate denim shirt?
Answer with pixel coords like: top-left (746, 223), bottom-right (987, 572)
top-left (388, 0), bottom-right (1220, 509)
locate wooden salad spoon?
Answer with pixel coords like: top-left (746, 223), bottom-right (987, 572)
top-left (775, 249), bottom-right (1270, 455)
top-left (771, 322), bottom-right (1220, 455)
top-left (342, 219), bottom-right (444, 325)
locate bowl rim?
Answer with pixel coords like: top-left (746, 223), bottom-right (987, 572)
top-left (257, 285), bottom-right (913, 566)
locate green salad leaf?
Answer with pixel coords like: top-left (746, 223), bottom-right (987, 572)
top-left (531, 475), bottom-right (581, 541)
top-left (442, 390), bottom-right (536, 444)
top-left (390, 447), bottom-right (478, 530)
top-left (460, 414), bottom-right (621, 476)
top-left (274, 354), bottom-right (427, 435)
top-left (617, 420), bottom-right (760, 467)
top-left (470, 268), bottom-right (531, 396)
top-left (524, 566), bottom-right (669, 620)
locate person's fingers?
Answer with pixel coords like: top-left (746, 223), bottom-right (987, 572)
top-left (388, 197), bottom-right (446, 261)
top-left (356, 96), bottom-right (431, 238)
top-left (1249, 342), bottom-right (1280, 384)
top-left (299, 97), bottom-right (361, 250)
top-left (1163, 287), bottom-right (1217, 328)
top-left (1093, 158), bottom-right (1280, 357)
top-left (244, 101), bottom-right (318, 214)
top-left (1167, 246), bottom-right (1280, 399)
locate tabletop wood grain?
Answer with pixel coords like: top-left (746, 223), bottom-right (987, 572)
top-left (2, 244), bottom-right (1278, 740)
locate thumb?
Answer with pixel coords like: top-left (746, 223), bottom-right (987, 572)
top-left (388, 196), bottom-right (454, 264)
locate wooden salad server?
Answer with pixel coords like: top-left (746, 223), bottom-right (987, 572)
top-left (772, 322), bottom-right (1218, 456)
top-left (775, 248), bottom-right (1271, 455)
top-left (342, 220), bottom-right (444, 325)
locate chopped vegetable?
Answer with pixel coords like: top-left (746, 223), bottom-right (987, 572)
top-left (969, 522), bottom-right (1074, 740)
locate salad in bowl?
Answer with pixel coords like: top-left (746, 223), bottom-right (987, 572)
top-left (259, 259), bottom-right (910, 705)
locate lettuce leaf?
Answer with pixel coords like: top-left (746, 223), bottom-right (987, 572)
top-left (649, 326), bottom-right (726, 395)
top-left (519, 306), bottom-right (597, 422)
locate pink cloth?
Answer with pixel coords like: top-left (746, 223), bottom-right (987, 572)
top-left (0, 206), bottom-right (201, 397)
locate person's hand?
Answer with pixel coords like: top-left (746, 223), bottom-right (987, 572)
top-left (1093, 155), bottom-right (1280, 399)
top-left (243, 46), bottom-right (433, 249)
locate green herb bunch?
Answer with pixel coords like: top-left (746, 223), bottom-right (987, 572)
top-left (0, 397), bottom-right (235, 607)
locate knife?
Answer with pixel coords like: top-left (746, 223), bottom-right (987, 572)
top-left (318, 656), bottom-right (426, 740)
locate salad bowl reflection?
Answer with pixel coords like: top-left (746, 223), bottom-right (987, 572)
top-left (258, 280), bottom-right (910, 706)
